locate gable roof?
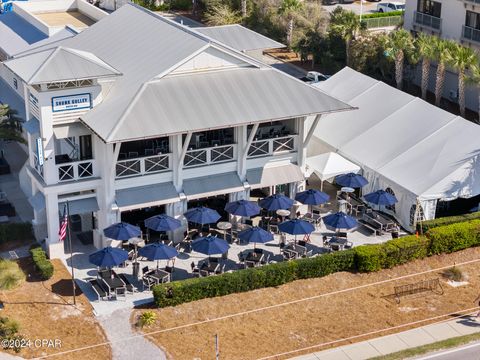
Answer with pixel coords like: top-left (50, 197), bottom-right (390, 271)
top-left (5, 46), bottom-right (121, 84)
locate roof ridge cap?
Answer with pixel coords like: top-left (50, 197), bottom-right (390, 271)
top-left (28, 46), bottom-right (61, 84)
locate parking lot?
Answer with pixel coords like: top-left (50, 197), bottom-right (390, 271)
top-left (323, 0), bottom-right (405, 15)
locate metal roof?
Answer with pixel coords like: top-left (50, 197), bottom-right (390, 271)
top-left (196, 25), bottom-right (285, 52)
top-left (0, 77), bottom-right (25, 121)
top-left (5, 46), bottom-right (121, 84)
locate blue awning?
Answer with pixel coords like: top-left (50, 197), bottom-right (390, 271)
top-left (23, 118), bottom-right (40, 135)
top-left (59, 197), bottom-right (99, 215)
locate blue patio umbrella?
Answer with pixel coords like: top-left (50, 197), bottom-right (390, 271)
top-left (89, 246), bottom-right (129, 268)
top-left (184, 207), bottom-right (221, 225)
top-left (278, 219), bottom-right (315, 235)
top-left (295, 189), bottom-right (330, 205)
top-left (323, 212), bottom-right (358, 232)
top-left (238, 226), bottom-right (274, 246)
top-left (259, 194), bottom-right (294, 211)
top-left (144, 214), bottom-right (182, 232)
top-left (138, 242), bottom-right (178, 269)
top-left (103, 222), bottom-right (141, 241)
top-left (224, 200), bottom-right (261, 217)
top-left (335, 173), bottom-right (368, 189)
top-left (364, 190), bottom-right (398, 207)
top-left (191, 235), bottom-right (230, 255)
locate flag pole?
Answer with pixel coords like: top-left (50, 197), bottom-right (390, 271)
top-left (66, 200), bottom-right (76, 306)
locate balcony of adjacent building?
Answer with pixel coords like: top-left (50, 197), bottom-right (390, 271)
top-left (247, 120), bottom-right (297, 159)
top-left (115, 137), bottom-right (171, 178)
top-left (55, 134), bottom-right (95, 182)
top-left (413, 1), bottom-right (442, 32)
top-left (462, 10), bottom-right (480, 45)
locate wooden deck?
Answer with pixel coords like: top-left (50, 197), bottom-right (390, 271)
top-left (35, 11), bottom-right (95, 28)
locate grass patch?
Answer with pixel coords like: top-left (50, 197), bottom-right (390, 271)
top-left (0, 259), bottom-right (25, 290)
top-left (370, 331), bottom-right (480, 360)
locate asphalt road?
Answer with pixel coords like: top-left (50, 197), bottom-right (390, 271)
top-left (323, 0), bottom-right (405, 15)
top-left (416, 341), bottom-right (480, 360)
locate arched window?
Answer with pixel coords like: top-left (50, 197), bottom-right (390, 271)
top-left (409, 204), bottom-right (425, 226)
top-left (385, 187), bottom-right (396, 213)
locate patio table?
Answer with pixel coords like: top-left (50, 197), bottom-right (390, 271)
top-left (244, 251), bottom-right (264, 264)
top-left (286, 243), bottom-right (307, 256)
top-left (148, 269), bottom-right (170, 284)
top-left (329, 237), bottom-right (348, 250)
top-left (217, 221), bottom-right (232, 241)
top-left (368, 212), bottom-right (396, 232)
top-left (200, 262), bottom-right (220, 274)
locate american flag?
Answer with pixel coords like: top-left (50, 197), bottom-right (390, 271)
top-left (59, 204), bottom-right (68, 242)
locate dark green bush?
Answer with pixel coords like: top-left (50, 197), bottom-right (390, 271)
top-left (428, 220), bottom-right (480, 255)
top-left (360, 11), bottom-right (403, 19)
top-left (418, 212), bottom-right (480, 233)
top-left (0, 223), bottom-right (33, 245)
top-left (30, 246), bottom-right (54, 280)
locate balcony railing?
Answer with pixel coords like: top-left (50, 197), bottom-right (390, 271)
top-left (247, 135), bottom-right (296, 158)
top-left (414, 11), bottom-right (442, 31)
top-left (463, 25), bottom-right (480, 43)
top-left (32, 153), bottom-right (43, 178)
top-left (464, 0), bottom-right (480, 5)
top-left (116, 153), bottom-right (171, 178)
top-left (57, 160), bottom-right (94, 182)
top-left (184, 144), bottom-right (236, 168)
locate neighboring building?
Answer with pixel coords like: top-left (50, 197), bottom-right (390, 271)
top-left (1, 4), bottom-right (351, 258)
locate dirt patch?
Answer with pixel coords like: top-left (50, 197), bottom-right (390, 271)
top-left (135, 247), bottom-right (480, 360)
top-left (0, 258), bottom-right (111, 359)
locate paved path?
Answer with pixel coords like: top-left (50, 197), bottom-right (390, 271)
top-left (417, 341), bottom-right (480, 360)
top-left (98, 308), bottom-right (166, 360)
top-left (290, 314), bottom-right (480, 360)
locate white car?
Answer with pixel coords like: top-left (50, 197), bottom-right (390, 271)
top-left (377, 2), bottom-right (405, 13)
top-left (300, 71), bottom-right (331, 84)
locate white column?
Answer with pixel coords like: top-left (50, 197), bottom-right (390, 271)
top-left (297, 117), bottom-right (307, 171)
top-left (171, 135), bottom-right (183, 191)
top-left (166, 198), bottom-right (188, 243)
top-left (45, 192), bottom-right (64, 258)
top-left (38, 98), bottom-right (57, 185)
top-left (236, 125), bottom-right (247, 180)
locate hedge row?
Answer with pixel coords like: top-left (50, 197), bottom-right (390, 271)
top-left (417, 212), bottom-right (480, 233)
top-left (153, 220), bottom-right (480, 308)
top-left (0, 223), bottom-right (33, 245)
top-left (30, 246), bottom-right (54, 280)
top-left (359, 10), bottom-right (404, 19)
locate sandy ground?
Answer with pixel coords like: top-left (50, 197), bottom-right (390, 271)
top-left (134, 247), bottom-right (480, 360)
top-left (0, 259), bottom-right (111, 359)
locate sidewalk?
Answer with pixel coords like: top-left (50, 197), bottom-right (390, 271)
top-left (291, 314), bottom-right (480, 360)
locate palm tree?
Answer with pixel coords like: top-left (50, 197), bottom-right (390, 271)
top-left (433, 37), bottom-right (454, 107)
top-left (241, 0), bottom-right (247, 19)
top-left (467, 65), bottom-right (480, 123)
top-left (416, 33), bottom-right (436, 100)
top-left (278, 0), bottom-right (303, 49)
top-left (329, 7), bottom-right (361, 67)
top-left (448, 43), bottom-right (478, 117)
top-left (0, 105), bottom-right (25, 144)
top-left (382, 29), bottom-right (415, 90)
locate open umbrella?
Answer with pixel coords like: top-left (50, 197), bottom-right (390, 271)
top-left (89, 247), bottom-right (129, 268)
top-left (238, 226), bottom-right (274, 248)
top-left (259, 194), bottom-right (294, 211)
top-left (335, 173), bottom-right (368, 189)
top-left (323, 212), bottom-right (358, 232)
top-left (364, 190), bottom-right (398, 209)
top-left (278, 219), bottom-right (315, 243)
top-left (184, 207), bottom-right (221, 225)
top-left (224, 200), bottom-right (261, 217)
top-left (103, 222), bottom-right (141, 241)
top-left (295, 189), bottom-right (330, 205)
top-left (138, 242), bottom-right (178, 269)
top-left (144, 214), bottom-right (182, 232)
top-left (191, 235), bottom-right (230, 255)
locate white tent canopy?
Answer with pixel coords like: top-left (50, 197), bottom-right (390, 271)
top-left (311, 67), bottom-right (480, 230)
top-left (306, 152), bottom-right (360, 181)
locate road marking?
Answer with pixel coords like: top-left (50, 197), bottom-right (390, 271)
top-left (416, 341), bottom-right (480, 359)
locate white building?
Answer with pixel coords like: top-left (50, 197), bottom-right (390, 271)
top-left (1, 4), bottom-right (351, 258)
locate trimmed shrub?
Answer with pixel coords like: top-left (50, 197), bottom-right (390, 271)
top-left (354, 244), bottom-right (385, 272)
top-left (359, 11), bottom-right (403, 19)
top-left (30, 246), bottom-right (54, 280)
top-left (427, 220), bottom-right (480, 255)
top-left (0, 222), bottom-right (33, 245)
top-left (418, 212), bottom-right (480, 233)
top-left (0, 260), bottom-right (25, 290)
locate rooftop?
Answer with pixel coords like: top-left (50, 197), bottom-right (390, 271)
top-left (34, 11), bottom-right (96, 29)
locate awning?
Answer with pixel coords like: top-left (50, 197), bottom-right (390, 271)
top-left (58, 197), bottom-right (99, 215)
top-left (306, 152), bottom-right (360, 181)
top-left (23, 118), bottom-right (40, 135)
top-left (115, 182), bottom-right (179, 211)
top-left (28, 192), bottom-right (45, 212)
top-left (246, 164), bottom-right (304, 189)
top-left (53, 122), bottom-right (91, 139)
top-left (183, 172), bottom-right (244, 200)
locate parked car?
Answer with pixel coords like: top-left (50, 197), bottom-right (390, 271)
top-left (377, 2), bottom-right (405, 12)
top-left (300, 71), bottom-right (331, 84)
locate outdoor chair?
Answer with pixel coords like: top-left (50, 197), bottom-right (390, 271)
top-left (298, 240), bottom-right (307, 247)
top-left (199, 269), bottom-right (209, 277)
top-left (164, 266), bottom-right (174, 275)
top-left (344, 241), bottom-right (353, 249)
top-left (98, 269), bottom-right (111, 279)
top-left (89, 279), bottom-right (108, 301)
top-left (142, 276), bottom-right (156, 291)
top-left (115, 287), bottom-right (127, 301)
top-left (142, 266), bottom-right (153, 277)
top-left (304, 250), bottom-right (313, 258)
top-left (118, 273), bottom-right (138, 293)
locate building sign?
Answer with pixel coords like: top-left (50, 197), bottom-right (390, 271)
top-left (51, 94), bottom-right (91, 112)
top-left (36, 138), bottom-right (44, 166)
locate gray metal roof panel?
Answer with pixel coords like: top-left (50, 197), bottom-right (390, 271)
top-left (183, 172), bottom-right (243, 198)
top-left (0, 12), bottom-right (47, 57)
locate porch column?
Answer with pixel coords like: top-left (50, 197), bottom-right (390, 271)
top-left (297, 116), bottom-right (307, 172)
top-left (44, 192), bottom-right (63, 258)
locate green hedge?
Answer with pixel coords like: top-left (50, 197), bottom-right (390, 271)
top-left (0, 223), bottom-right (33, 245)
top-left (428, 220), bottom-right (480, 255)
top-left (418, 212), bottom-right (480, 233)
top-left (30, 246), bottom-right (54, 280)
top-left (359, 11), bottom-right (403, 19)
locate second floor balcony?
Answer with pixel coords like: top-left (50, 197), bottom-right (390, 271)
top-left (55, 135), bottom-right (95, 182)
top-left (414, 11), bottom-right (442, 31)
top-left (247, 134), bottom-right (297, 158)
top-left (463, 25), bottom-right (480, 44)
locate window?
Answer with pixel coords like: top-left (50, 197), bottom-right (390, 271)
top-left (466, 11), bottom-right (480, 30)
top-left (417, 0), bottom-right (441, 18)
top-left (385, 187), bottom-right (396, 213)
top-left (13, 78), bottom-right (17, 90)
top-left (409, 204), bottom-right (425, 226)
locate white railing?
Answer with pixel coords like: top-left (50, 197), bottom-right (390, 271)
top-left (57, 160), bottom-right (94, 182)
top-left (184, 144), bottom-right (236, 168)
top-left (32, 153), bottom-right (43, 178)
top-left (414, 11), bottom-right (442, 31)
top-left (116, 153), bottom-right (171, 178)
top-left (247, 135), bottom-right (296, 158)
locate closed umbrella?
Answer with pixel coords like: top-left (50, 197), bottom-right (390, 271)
top-left (238, 226), bottom-right (274, 248)
top-left (138, 242), bottom-right (178, 269)
top-left (335, 173), bottom-right (368, 189)
top-left (191, 235), bottom-right (230, 255)
top-left (103, 222), bottom-right (141, 241)
top-left (364, 190), bottom-right (398, 209)
top-left (144, 214), bottom-right (182, 232)
top-left (184, 207), bottom-right (221, 225)
top-left (224, 200), bottom-right (261, 217)
top-left (278, 219), bottom-right (315, 243)
top-left (323, 212), bottom-right (358, 232)
top-left (89, 247), bottom-right (129, 268)
top-left (259, 194), bottom-right (294, 211)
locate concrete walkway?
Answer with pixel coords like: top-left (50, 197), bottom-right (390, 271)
top-left (97, 308), bottom-right (166, 360)
top-left (291, 314), bottom-right (480, 360)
